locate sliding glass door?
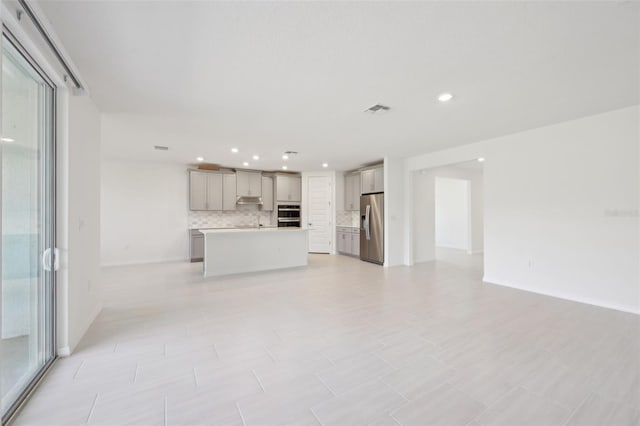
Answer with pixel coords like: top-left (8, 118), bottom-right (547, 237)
top-left (1, 32), bottom-right (56, 421)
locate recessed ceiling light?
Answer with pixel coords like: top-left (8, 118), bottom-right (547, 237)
top-left (252, 155), bottom-right (259, 160)
top-left (477, 157), bottom-right (485, 162)
top-left (282, 154), bottom-right (289, 160)
top-left (322, 163), bottom-right (328, 168)
top-left (196, 156), bottom-right (204, 162)
top-left (231, 148), bottom-right (239, 153)
top-left (243, 161), bottom-right (249, 167)
top-left (282, 166), bottom-right (288, 170)
top-left (1, 137), bottom-right (15, 142)
top-left (438, 93), bottom-right (454, 102)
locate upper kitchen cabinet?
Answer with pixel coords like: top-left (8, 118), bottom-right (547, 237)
top-left (344, 172), bottom-right (360, 211)
top-left (222, 173), bottom-right (237, 211)
top-left (236, 170), bottom-right (262, 197)
top-left (360, 166), bottom-right (384, 194)
top-left (190, 170), bottom-right (223, 210)
top-left (276, 175), bottom-right (301, 203)
top-left (261, 176), bottom-right (274, 211)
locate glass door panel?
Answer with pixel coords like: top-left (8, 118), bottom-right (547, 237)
top-left (1, 34), bottom-right (56, 420)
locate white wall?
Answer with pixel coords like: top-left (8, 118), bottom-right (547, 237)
top-left (405, 105), bottom-right (640, 314)
top-left (412, 171), bottom-right (436, 263)
top-left (101, 159), bottom-right (189, 266)
top-left (435, 177), bottom-right (470, 250)
top-left (384, 157), bottom-right (406, 267)
top-left (67, 95), bottom-right (102, 351)
top-left (57, 94), bottom-right (103, 354)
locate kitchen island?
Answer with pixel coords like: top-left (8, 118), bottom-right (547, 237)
top-left (200, 228), bottom-right (308, 277)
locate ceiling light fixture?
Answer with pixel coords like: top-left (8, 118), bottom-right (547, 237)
top-left (1, 137), bottom-right (15, 142)
top-left (243, 161), bottom-right (249, 167)
top-left (231, 148), bottom-right (239, 153)
top-left (322, 163), bottom-right (328, 168)
top-left (196, 156), bottom-right (204, 162)
top-left (252, 155), bottom-right (260, 160)
top-left (477, 157), bottom-right (485, 162)
top-left (282, 154), bottom-right (289, 160)
top-left (282, 166), bottom-right (288, 170)
top-left (438, 93), bottom-right (453, 102)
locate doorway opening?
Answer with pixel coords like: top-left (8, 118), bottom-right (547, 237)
top-left (412, 159), bottom-right (484, 273)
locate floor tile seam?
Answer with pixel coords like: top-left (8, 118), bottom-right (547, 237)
top-left (313, 373), bottom-right (338, 397)
top-left (518, 381), bottom-right (581, 413)
top-left (387, 382), bottom-right (451, 421)
top-left (250, 369), bottom-right (266, 393)
top-left (85, 392), bottom-right (100, 424)
top-left (456, 382), bottom-right (517, 425)
top-left (560, 392), bottom-right (594, 426)
top-left (235, 401), bottom-right (247, 426)
top-left (370, 351), bottom-right (400, 372)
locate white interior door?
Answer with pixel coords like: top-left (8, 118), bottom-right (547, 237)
top-left (307, 176), bottom-right (332, 253)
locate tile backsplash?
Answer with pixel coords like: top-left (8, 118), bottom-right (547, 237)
top-left (189, 205), bottom-right (275, 229)
top-left (337, 210), bottom-right (360, 227)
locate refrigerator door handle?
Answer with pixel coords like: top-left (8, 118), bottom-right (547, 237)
top-left (364, 204), bottom-right (371, 240)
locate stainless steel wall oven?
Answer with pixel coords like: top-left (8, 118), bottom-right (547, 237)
top-left (277, 205), bottom-right (301, 227)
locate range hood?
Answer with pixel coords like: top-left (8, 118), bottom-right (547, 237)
top-left (236, 196), bottom-right (263, 205)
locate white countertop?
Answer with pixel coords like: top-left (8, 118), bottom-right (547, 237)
top-left (200, 227), bottom-right (306, 234)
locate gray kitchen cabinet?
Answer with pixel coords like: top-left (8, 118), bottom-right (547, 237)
top-left (373, 167), bottom-right (384, 193)
top-left (190, 170), bottom-right (223, 210)
top-left (337, 227), bottom-right (360, 256)
top-left (236, 170), bottom-right (262, 197)
top-left (222, 173), bottom-right (237, 211)
top-left (337, 230), bottom-right (350, 254)
top-left (276, 175), bottom-right (302, 203)
top-left (261, 176), bottom-right (274, 211)
top-left (206, 173), bottom-right (223, 210)
top-left (360, 166), bottom-right (384, 194)
top-left (344, 173), bottom-right (360, 211)
top-left (350, 232), bottom-right (360, 256)
top-left (190, 171), bottom-right (208, 210)
top-left (189, 230), bottom-right (204, 262)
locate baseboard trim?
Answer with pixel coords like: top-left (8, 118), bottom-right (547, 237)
top-left (57, 346), bottom-right (71, 357)
top-left (101, 257), bottom-right (188, 267)
top-left (483, 276), bottom-right (640, 315)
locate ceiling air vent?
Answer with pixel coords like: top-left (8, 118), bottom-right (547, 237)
top-left (154, 145), bottom-right (169, 151)
top-left (364, 104), bottom-right (390, 113)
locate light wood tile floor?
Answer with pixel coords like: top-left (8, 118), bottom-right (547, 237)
top-left (13, 254), bottom-right (640, 426)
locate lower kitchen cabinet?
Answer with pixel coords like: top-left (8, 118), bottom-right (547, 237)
top-left (337, 226), bottom-right (360, 257)
top-left (189, 230), bottom-right (204, 262)
top-left (350, 232), bottom-right (360, 256)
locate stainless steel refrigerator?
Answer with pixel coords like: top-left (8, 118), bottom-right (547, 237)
top-left (360, 193), bottom-right (384, 264)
